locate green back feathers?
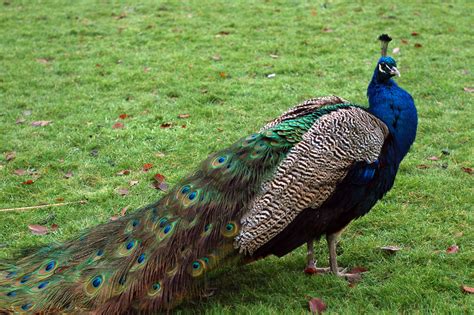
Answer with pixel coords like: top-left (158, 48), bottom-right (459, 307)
top-left (0, 100), bottom-right (354, 313)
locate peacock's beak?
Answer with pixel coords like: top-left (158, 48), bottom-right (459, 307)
top-left (389, 66), bottom-right (400, 77)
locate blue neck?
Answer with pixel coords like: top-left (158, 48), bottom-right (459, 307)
top-left (367, 69), bottom-right (418, 164)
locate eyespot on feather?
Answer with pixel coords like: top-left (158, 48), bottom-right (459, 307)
top-left (221, 221), bottom-right (239, 238)
top-left (188, 259), bottom-right (206, 277)
top-left (147, 281), bottom-right (162, 297)
top-left (84, 275), bottom-right (104, 296)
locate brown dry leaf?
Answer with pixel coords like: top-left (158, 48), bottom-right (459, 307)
top-left (310, 9), bottom-right (317, 16)
top-left (143, 163), bottom-right (153, 172)
top-left (219, 72), bottom-right (227, 78)
top-left (348, 266), bottom-right (368, 274)
top-left (461, 167), bottom-right (473, 174)
top-left (380, 245), bottom-right (401, 253)
top-left (178, 113), bottom-right (190, 119)
top-left (114, 12), bottom-right (127, 20)
top-left (463, 87), bottom-right (474, 93)
top-left (117, 188), bottom-right (129, 196)
top-left (36, 58), bottom-right (50, 64)
top-left (63, 171), bottom-right (73, 179)
top-left (160, 122), bottom-right (172, 128)
top-left (462, 285), bottom-right (474, 294)
top-left (144, 67), bottom-right (150, 73)
top-left (392, 47), bottom-right (400, 54)
top-left (31, 120), bottom-right (52, 127)
top-left (120, 207), bottom-right (129, 217)
top-left (446, 245), bottom-right (459, 254)
top-left (112, 122), bottom-right (124, 129)
top-left (416, 164), bottom-right (429, 169)
top-left (322, 27), bottom-right (333, 33)
top-left (50, 224), bottom-right (59, 231)
top-left (153, 173), bottom-right (166, 183)
top-left (22, 179), bottom-right (34, 185)
top-left (401, 39), bottom-right (409, 44)
top-left (129, 180), bottom-right (139, 186)
top-left (217, 31), bottom-right (230, 36)
top-left (14, 169), bottom-right (26, 176)
top-left (116, 169), bottom-right (131, 176)
top-left (119, 113), bottom-right (128, 119)
top-left (28, 224), bottom-right (49, 235)
top-left (427, 156), bottom-right (440, 161)
top-left (151, 181), bottom-right (168, 191)
top-left (308, 297), bottom-right (327, 314)
top-left (16, 117), bottom-right (26, 124)
top-left (414, 43), bottom-right (422, 48)
top-left (5, 151), bottom-right (16, 161)
top-left (411, 31), bottom-right (419, 36)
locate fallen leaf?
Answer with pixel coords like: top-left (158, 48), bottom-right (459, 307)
top-left (322, 27), bottom-right (333, 32)
top-left (454, 231), bottom-right (464, 237)
top-left (50, 224), bottom-right (59, 231)
top-left (427, 156), bottom-right (440, 161)
top-left (117, 169), bottom-right (131, 176)
top-left (178, 113), bottom-right (190, 119)
top-left (270, 54), bottom-right (279, 59)
top-left (143, 163), bottom-right (153, 172)
top-left (31, 120), bottom-right (52, 127)
top-left (310, 9), bottom-right (317, 16)
top-left (63, 171), bottom-right (73, 179)
top-left (144, 67), bottom-right (150, 73)
top-left (463, 87), bottom-right (474, 93)
top-left (120, 207), bottom-right (129, 216)
top-left (95, 63), bottom-right (102, 68)
top-left (117, 188), bottom-right (129, 196)
top-left (36, 58), bottom-right (50, 64)
top-left (462, 285), bottom-right (474, 294)
top-left (22, 179), bottom-right (34, 185)
top-left (114, 12), bottom-right (127, 20)
top-left (308, 297), bottom-right (327, 314)
top-left (219, 72), bottom-right (227, 78)
top-left (211, 54), bottom-right (221, 61)
top-left (151, 181), bottom-right (169, 191)
top-left (155, 151), bottom-right (165, 158)
top-left (5, 151), bottom-right (16, 161)
top-left (181, 124), bottom-right (186, 128)
top-left (446, 245), bottom-right (459, 254)
top-left (416, 164), bottom-right (429, 169)
top-left (56, 197), bottom-right (64, 202)
top-left (112, 122), bottom-right (124, 129)
top-left (411, 31), bottom-right (419, 36)
top-left (14, 169), bottom-right (26, 176)
top-left (401, 39), bottom-right (409, 44)
top-left (22, 110), bottom-right (32, 116)
top-left (28, 224), bottom-right (49, 235)
top-left (267, 73), bottom-right (276, 78)
top-left (414, 43), bottom-right (422, 48)
top-left (119, 113), bottom-right (128, 119)
top-left (160, 122), bottom-right (172, 128)
top-left (348, 266), bottom-right (368, 274)
top-left (461, 167), bottom-right (473, 174)
top-left (217, 31), bottom-right (230, 36)
top-left (153, 173), bottom-right (166, 183)
top-left (129, 180), bottom-right (139, 186)
top-left (16, 117), bottom-right (26, 124)
top-left (380, 245), bottom-right (401, 253)
top-left (392, 47), bottom-right (400, 54)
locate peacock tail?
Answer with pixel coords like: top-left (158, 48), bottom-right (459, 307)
top-left (0, 96), bottom-right (353, 313)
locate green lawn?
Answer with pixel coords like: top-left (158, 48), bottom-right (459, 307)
top-left (0, 1), bottom-right (473, 313)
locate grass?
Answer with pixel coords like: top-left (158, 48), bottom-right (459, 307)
top-left (0, 0), bottom-right (473, 313)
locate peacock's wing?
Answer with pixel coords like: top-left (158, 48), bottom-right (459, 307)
top-left (236, 106), bottom-right (389, 255)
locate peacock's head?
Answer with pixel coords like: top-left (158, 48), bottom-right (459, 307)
top-left (377, 56), bottom-right (400, 78)
top-left (375, 34), bottom-right (400, 81)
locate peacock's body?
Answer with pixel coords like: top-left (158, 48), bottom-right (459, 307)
top-left (0, 35), bottom-right (417, 313)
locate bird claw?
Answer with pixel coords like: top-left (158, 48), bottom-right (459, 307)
top-left (304, 266), bottom-right (347, 275)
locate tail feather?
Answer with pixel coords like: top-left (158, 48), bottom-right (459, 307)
top-left (0, 97), bottom-right (350, 313)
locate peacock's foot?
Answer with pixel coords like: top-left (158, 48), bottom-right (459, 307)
top-left (304, 264), bottom-right (346, 275)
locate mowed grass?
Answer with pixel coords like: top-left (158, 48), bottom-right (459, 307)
top-left (0, 1), bottom-right (473, 313)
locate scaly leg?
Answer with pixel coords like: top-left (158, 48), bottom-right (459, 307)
top-left (304, 238), bottom-right (344, 275)
top-left (326, 231), bottom-right (361, 280)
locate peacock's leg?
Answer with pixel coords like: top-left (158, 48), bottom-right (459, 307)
top-left (326, 231), bottom-right (361, 280)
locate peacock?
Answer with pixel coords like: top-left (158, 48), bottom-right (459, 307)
top-left (0, 34), bottom-right (417, 313)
